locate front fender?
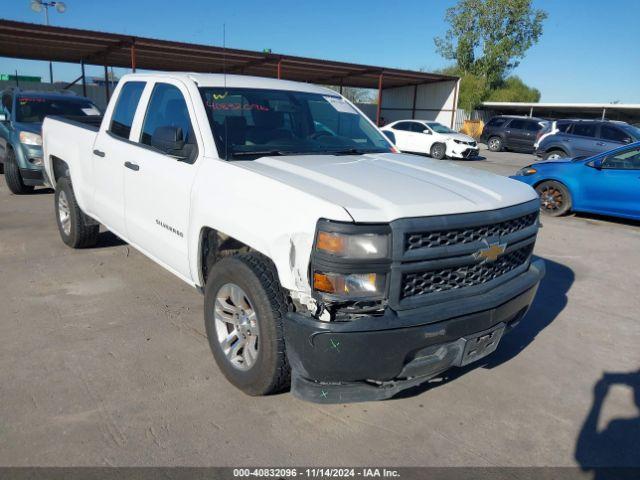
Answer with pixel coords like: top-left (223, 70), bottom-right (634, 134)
top-left (188, 157), bottom-right (352, 293)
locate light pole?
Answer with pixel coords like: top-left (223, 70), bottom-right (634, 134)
top-left (30, 0), bottom-right (67, 84)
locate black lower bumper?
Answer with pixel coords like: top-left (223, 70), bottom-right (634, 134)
top-left (19, 168), bottom-right (45, 186)
top-left (285, 259), bottom-right (545, 403)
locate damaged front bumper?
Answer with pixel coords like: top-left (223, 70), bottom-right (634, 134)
top-left (285, 259), bottom-right (545, 403)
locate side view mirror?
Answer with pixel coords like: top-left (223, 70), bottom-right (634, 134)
top-left (422, 129), bottom-right (431, 134)
top-left (623, 137), bottom-right (632, 144)
top-left (0, 112), bottom-right (7, 122)
top-left (151, 126), bottom-right (186, 159)
top-left (591, 158), bottom-right (604, 169)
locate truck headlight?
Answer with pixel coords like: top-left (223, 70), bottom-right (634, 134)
top-left (313, 272), bottom-right (386, 298)
top-left (19, 131), bottom-right (42, 146)
top-left (315, 230), bottom-right (389, 259)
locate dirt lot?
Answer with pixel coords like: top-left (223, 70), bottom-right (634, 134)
top-left (0, 147), bottom-right (638, 467)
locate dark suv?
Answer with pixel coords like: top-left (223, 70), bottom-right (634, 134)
top-left (535, 119), bottom-right (640, 160)
top-left (481, 116), bottom-right (549, 153)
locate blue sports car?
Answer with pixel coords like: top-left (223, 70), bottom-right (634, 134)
top-left (511, 141), bottom-right (640, 220)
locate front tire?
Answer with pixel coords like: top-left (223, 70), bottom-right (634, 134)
top-left (536, 180), bottom-right (572, 216)
top-left (430, 142), bottom-right (447, 160)
top-left (487, 136), bottom-right (503, 152)
top-left (4, 148), bottom-right (34, 194)
top-left (55, 177), bottom-right (100, 248)
top-left (204, 253), bottom-right (290, 396)
top-left (544, 149), bottom-right (567, 160)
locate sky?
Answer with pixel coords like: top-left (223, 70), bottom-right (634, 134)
top-left (1, 0), bottom-right (639, 103)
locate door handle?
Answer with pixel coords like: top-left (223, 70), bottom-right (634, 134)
top-left (563, 139), bottom-right (571, 142)
top-left (596, 142), bottom-right (605, 146)
top-left (93, 149), bottom-right (105, 157)
top-left (124, 161), bottom-right (139, 171)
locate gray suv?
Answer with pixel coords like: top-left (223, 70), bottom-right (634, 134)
top-left (535, 120), bottom-right (640, 160)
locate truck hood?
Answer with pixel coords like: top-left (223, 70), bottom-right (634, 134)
top-left (238, 153), bottom-right (538, 222)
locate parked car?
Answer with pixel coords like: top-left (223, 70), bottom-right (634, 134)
top-left (512, 142), bottom-right (640, 220)
top-left (0, 88), bottom-right (101, 194)
top-left (42, 72), bottom-right (544, 403)
top-left (480, 115), bottom-right (549, 153)
top-left (534, 119), bottom-right (640, 161)
top-left (381, 120), bottom-right (479, 159)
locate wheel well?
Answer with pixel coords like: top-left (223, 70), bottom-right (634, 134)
top-left (533, 178), bottom-right (569, 191)
top-left (199, 227), bottom-right (254, 285)
top-left (545, 147), bottom-right (567, 155)
top-left (51, 156), bottom-right (70, 183)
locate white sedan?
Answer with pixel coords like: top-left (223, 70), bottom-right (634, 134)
top-left (381, 120), bottom-right (479, 159)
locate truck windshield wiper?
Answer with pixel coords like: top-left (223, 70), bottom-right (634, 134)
top-left (327, 148), bottom-right (386, 156)
top-left (229, 150), bottom-right (299, 159)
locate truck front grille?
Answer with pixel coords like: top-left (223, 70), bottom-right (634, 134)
top-left (400, 243), bottom-right (534, 300)
top-left (405, 212), bottom-right (538, 251)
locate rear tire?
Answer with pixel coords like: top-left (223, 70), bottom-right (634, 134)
top-left (544, 149), bottom-right (567, 160)
top-left (4, 148), bottom-right (34, 194)
top-left (204, 253), bottom-right (290, 396)
top-left (487, 136), bottom-right (503, 152)
top-left (535, 180), bottom-right (572, 217)
top-left (430, 142), bottom-right (447, 160)
top-left (55, 177), bottom-right (100, 248)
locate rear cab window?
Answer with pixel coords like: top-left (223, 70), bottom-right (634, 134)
top-left (109, 81), bottom-right (146, 139)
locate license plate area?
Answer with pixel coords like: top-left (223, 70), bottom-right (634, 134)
top-left (460, 323), bottom-right (505, 366)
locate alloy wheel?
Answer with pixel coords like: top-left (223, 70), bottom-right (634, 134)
top-left (213, 283), bottom-right (259, 371)
top-left (58, 190), bottom-right (71, 236)
top-left (539, 185), bottom-right (564, 212)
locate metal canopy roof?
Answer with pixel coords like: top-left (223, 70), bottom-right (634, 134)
top-left (0, 20), bottom-right (457, 89)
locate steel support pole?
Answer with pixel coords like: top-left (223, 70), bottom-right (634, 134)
top-left (411, 84), bottom-right (418, 119)
top-left (81, 60), bottom-right (87, 97)
top-left (104, 65), bottom-right (110, 103)
top-left (602, 108), bottom-right (606, 120)
top-left (450, 79), bottom-right (460, 129)
top-left (376, 73), bottom-right (383, 126)
top-left (277, 60), bottom-right (282, 79)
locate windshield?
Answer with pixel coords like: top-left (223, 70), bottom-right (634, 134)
top-left (426, 122), bottom-right (454, 134)
top-left (16, 96), bottom-right (101, 123)
top-left (199, 88), bottom-right (392, 159)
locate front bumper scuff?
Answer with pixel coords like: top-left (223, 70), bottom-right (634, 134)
top-left (285, 259), bottom-right (545, 403)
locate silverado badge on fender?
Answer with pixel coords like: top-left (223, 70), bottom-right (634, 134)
top-left (474, 242), bottom-right (507, 263)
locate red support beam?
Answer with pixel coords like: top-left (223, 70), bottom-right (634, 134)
top-left (130, 42), bottom-right (136, 72)
top-left (376, 73), bottom-right (384, 126)
top-left (277, 59), bottom-right (282, 79)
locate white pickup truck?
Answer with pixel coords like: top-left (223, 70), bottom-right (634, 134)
top-left (43, 72), bottom-right (544, 403)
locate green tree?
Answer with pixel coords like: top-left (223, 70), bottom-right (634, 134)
top-left (486, 76), bottom-right (541, 102)
top-left (435, 0), bottom-right (547, 88)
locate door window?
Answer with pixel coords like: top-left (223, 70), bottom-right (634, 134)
top-left (140, 83), bottom-right (197, 161)
top-left (393, 122), bottom-right (414, 131)
top-left (487, 117), bottom-right (507, 127)
top-left (508, 119), bottom-right (526, 129)
top-left (601, 147), bottom-right (640, 170)
top-left (410, 122), bottom-right (427, 133)
top-left (525, 121), bottom-right (543, 132)
top-left (109, 81), bottom-right (145, 139)
top-left (600, 125), bottom-right (632, 143)
top-left (570, 123), bottom-right (597, 138)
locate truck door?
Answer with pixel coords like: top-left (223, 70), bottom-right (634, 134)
top-left (91, 81), bottom-right (146, 237)
top-left (123, 81), bottom-right (201, 280)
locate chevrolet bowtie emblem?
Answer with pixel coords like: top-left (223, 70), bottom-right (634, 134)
top-left (475, 242), bottom-right (506, 263)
